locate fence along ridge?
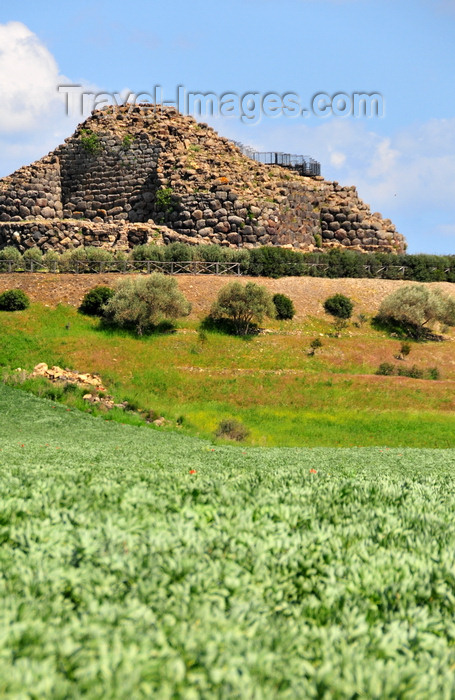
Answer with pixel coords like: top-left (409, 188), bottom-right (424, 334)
top-left (0, 258), bottom-right (451, 277)
top-left (0, 259), bottom-right (242, 275)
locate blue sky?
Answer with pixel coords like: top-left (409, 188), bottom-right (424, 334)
top-left (0, 0), bottom-right (454, 253)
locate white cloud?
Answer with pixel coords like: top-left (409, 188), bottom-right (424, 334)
top-left (0, 22), bottom-right (102, 177)
top-left (243, 117), bottom-right (455, 214)
top-left (0, 21), bottom-right (70, 132)
top-left (353, 120), bottom-right (455, 212)
top-left (208, 115), bottom-right (455, 252)
top-left (0, 20), bottom-right (453, 252)
top-left (329, 151), bottom-right (346, 168)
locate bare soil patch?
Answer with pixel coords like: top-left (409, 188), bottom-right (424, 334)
top-left (1, 273), bottom-right (454, 319)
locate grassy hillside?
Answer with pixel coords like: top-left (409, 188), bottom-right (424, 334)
top-left (1, 383), bottom-right (455, 698)
top-left (1, 302), bottom-right (455, 447)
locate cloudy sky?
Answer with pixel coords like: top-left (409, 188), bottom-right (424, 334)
top-left (0, 0), bottom-right (454, 253)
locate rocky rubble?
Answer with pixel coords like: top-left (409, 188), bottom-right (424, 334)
top-left (0, 104), bottom-right (406, 254)
top-left (28, 363), bottom-right (168, 423)
top-left (31, 362), bottom-right (106, 389)
top-left (29, 362), bottom-right (123, 410)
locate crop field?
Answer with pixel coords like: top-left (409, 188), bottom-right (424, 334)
top-left (2, 383), bottom-right (455, 698)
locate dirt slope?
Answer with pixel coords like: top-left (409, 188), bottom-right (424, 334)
top-left (0, 273), bottom-right (454, 319)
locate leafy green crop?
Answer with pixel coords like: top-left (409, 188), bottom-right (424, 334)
top-left (1, 383), bottom-right (455, 698)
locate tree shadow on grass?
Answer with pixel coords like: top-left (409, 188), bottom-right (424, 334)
top-left (371, 315), bottom-right (444, 342)
top-left (95, 318), bottom-right (177, 339)
top-left (199, 315), bottom-right (259, 340)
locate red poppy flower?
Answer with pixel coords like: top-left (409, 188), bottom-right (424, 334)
top-left (189, 469), bottom-right (197, 474)
top-left (309, 468), bottom-right (317, 474)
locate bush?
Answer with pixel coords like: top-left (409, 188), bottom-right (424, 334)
top-left (376, 362), bottom-right (439, 380)
top-left (377, 362), bottom-right (395, 376)
top-left (80, 129), bottom-right (102, 153)
top-left (332, 318), bottom-right (349, 335)
top-left (248, 247), bottom-right (306, 278)
top-left (273, 293), bottom-right (295, 320)
top-left (42, 249), bottom-right (60, 271)
top-left (308, 337), bottom-right (323, 356)
top-left (79, 286), bottom-right (114, 316)
top-left (400, 342), bottom-right (411, 357)
top-left (194, 244), bottom-right (230, 263)
top-left (102, 274), bottom-right (191, 334)
top-left (155, 187), bottom-right (174, 213)
top-left (226, 247), bottom-right (251, 267)
top-left (84, 247), bottom-right (115, 263)
top-left (58, 247), bottom-right (87, 273)
top-left (0, 246), bottom-right (22, 271)
top-left (130, 244), bottom-right (165, 262)
top-left (0, 289), bottom-right (30, 311)
top-left (60, 247), bottom-right (115, 272)
top-left (324, 249), bottom-right (367, 279)
top-left (377, 285), bottom-right (455, 339)
top-left (310, 338), bottom-right (323, 351)
top-left (23, 248), bottom-right (43, 267)
top-left (397, 365), bottom-right (424, 379)
top-left (215, 419), bottom-right (250, 442)
top-left (210, 281), bottom-right (275, 335)
top-left (163, 242), bottom-right (194, 262)
top-left (323, 293), bottom-right (354, 320)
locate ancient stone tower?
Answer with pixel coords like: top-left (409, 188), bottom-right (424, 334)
top-left (0, 104), bottom-right (406, 254)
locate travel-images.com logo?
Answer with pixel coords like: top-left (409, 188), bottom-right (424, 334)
top-left (58, 85), bottom-right (384, 125)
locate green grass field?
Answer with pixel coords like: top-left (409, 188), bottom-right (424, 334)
top-left (2, 382), bottom-right (455, 698)
top-left (1, 303), bottom-right (455, 448)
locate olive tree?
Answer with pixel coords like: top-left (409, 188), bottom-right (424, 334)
top-left (102, 274), bottom-right (191, 334)
top-left (210, 281), bottom-right (275, 335)
top-left (378, 284), bottom-right (455, 338)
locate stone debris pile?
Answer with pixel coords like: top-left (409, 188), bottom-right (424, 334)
top-left (27, 362), bottom-right (167, 423)
top-left (31, 362), bottom-right (107, 391)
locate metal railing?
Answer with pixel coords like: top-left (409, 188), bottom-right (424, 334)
top-left (233, 142), bottom-right (321, 177)
top-left (250, 152), bottom-right (321, 177)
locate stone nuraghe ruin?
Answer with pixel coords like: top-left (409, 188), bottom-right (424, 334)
top-left (0, 105), bottom-right (406, 255)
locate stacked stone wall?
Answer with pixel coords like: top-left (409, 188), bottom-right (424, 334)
top-left (0, 104), bottom-right (406, 255)
top-left (0, 157), bottom-right (62, 222)
top-left (0, 220), bottom-right (170, 253)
